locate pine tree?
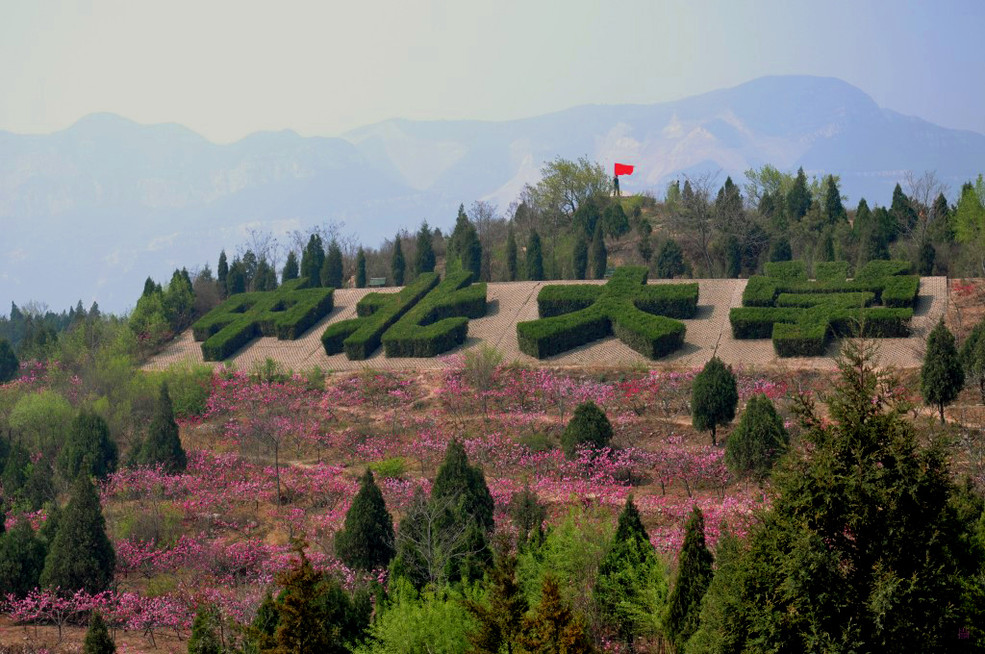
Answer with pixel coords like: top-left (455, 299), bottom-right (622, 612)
top-left (187, 605), bottom-right (223, 654)
top-left (921, 319), bottom-right (964, 423)
top-left (0, 337), bottom-right (18, 383)
top-left (463, 227), bottom-right (483, 281)
top-left (217, 250), bottom-right (229, 298)
top-left (432, 440), bottom-right (494, 533)
top-left (0, 520), bottom-right (47, 597)
top-left (691, 356), bottom-right (738, 446)
top-left (335, 469), bottom-right (395, 571)
top-left (590, 224), bottom-right (607, 279)
top-left (526, 231), bottom-right (544, 281)
top-left (355, 248), bottom-right (367, 288)
top-left (282, 251), bottom-right (299, 283)
top-left (786, 167), bottom-right (811, 220)
top-left (594, 497), bottom-right (667, 650)
top-left (891, 183), bottom-right (918, 237)
top-left (135, 383), bottom-right (187, 473)
top-left (506, 226), bottom-right (518, 281)
top-left (572, 232), bottom-right (589, 280)
top-left (768, 236), bottom-right (792, 262)
top-left (322, 239), bottom-right (344, 288)
top-left (391, 234), bottom-right (406, 286)
top-left (415, 222), bottom-right (436, 275)
top-left (58, 410), bottom-right (118, 481)
top-left (725, 393), bottom-right (788, 481)
top-left (509, 484), bottom-right (546, 550)
top-left (83, 611), bottom-right (116, 654)
top-left (961, 318), bottom-right (985, 402)
top-left (226, 259), bottom-right (247, 295)
top-left (561, 401), bottom-right (613, 458)
top-left (41, 474), bottom-right (116, 593)
top-left (519, 575), bottom-right (596, 654)
top-left (603, 201), bottom-right (630, 238)
top-left (300, 234), bottom-right (325, 287)
top-left (823, 176), bottom-right (847, 225)
top-left (655, 240), bottom-right (686, 279)
top-left (665, 506), bottom-right (713, 652)
top-left (464, 547), bottom-right (529, 654)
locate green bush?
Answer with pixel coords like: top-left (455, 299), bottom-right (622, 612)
top-left (814, 261), bottom-right (850, 282)
top-left (741, 276), bottom-right (779, 307)
top-left (561, 401), bottom-right (613, 458)
top-left (881, 275), bottom-right (920, 308)
top-left (725, 394), bottom-right (788, 480)
top-left (764, 260), bottom-right (807, 281)
top-left (191, 279), bottom-right (334, 361)
top-left (633, 283), bottom-right (699, 318)
top-left (369, 457), bottom-right (407, 479)
top-left (772, 321), bottom-right (829, 357)
top-left (382, 272), bottom-right (487, 357)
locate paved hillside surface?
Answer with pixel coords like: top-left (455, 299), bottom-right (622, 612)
top-left (145, 277), bottom-right (948, 372)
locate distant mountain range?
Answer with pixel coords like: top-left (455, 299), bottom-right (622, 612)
top-left (3, 75), bottom-right (984, 313)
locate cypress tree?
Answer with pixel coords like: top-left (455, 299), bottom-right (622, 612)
top-left (391, 234), bottom-right (406, 286)
top-left (463, 228), bottom-right (482, 281)
top-left (603, 201), bottom-right (630, 238)
top-left (83, 611), bottom-right (116, 654)
top-left (432, 439), bottom-right (494, 533)
top-left (594, 497), bottom-right (666, 649)
top-left (415, 222), bottom-right (436, 275)
top-left (561, 401), bottom-right (613, 458)
top-left (2, 442), bottom-right (29, 496)
top-left (217, 250), bottom-right (229, 298)
top-left (355, 248), bottom-right (367, 288)
top-left (961, 318), bottom-right (985, 402)
top-left (322, 239), bottom-right (344, 288)
top-left (465, 548), bottom-right (529, 654)
top-left (691, 356), bottom-right (738, 446)
top-left (725, 393), bottom-right (788, 481)
top-left (921, 319), bottom-right (964, 423)
top-left (301, 234), bottom-right (325, 287)
top-left (930, 192), bottom-right (953, 243)
top-left (768, 236), bottom-right (792, 262)
top-left (142, 277), bottom-right (157, 298)
top-left (447, 204), bottom-right (471, 266)
top-left (509, 484), bottom-right (546, 550)
top-left (572, 232), bottom-right (589, 280)
top-left (335, 469), bottom-right (395, 571)
top-left (282, 250), bottom-right (300, 282)
top-left (526, 231), bottom-right (544, 281)
top-left (665, 506), bottom-right (714, 652)
top-left (918, 240), bottom-right (936, 275)
top-left (506, 226), bottom-right (518, 281)
top-left (823, 176), bottom-right (847, 225)
top-left (656, 240), bottom-right (686, 279)
top-left (226, 259), bottom-right (246, 295)
top-left (786, 167), bottom-right (811, 220)
top-left (187, 605), bottom-right (222, 654)
top-left (135, 383), bottom-right (187, 473)
top-left (519, 575), bottom-right (595, 654)
top-left (58, 410), bottom-right (118, 481)
top-left (0, 520), bottom-right (47, 597)
top-left (891, 183), bottom-right (918, 236)
top-left (0, 337), bottom-right (18, 383)
top-left (590, 224), bottom-right (607, 279)
top-left (41, 474), bottom-right (116, 594)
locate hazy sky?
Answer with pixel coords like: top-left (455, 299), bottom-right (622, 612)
top-left (2, 0), bottom-right (983, 142)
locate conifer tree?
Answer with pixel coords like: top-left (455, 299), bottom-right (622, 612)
top-left (603, 201), bottom-right (629, 238)
top-left (391, 233), bottom-right (406, 286)
top-left (135, 383), bottom-right (187, 473)
top-left (594, 497), bottom-right (667, 650)
top-left (506, 225), bottom-right (519, 281)
top-left (415, 221), bottom-right (436, 275)
top-left (83, 611), bottom-right (116, 654)
top-left (725, 393), bottom-right (788, 481)
top-left (526, 231), bottom-right (544, 281)
top-left (334, 469), bottom-right (395, 571)
top-left (226, 259), bottom-right (247, 295)
top-left (0, 520), bottom-right (47, 597)
top-left (465, 547), bottom-right (529, 654)
top-left (142, 277), bottom-right (158, 298)
top-left (187, 605), bottom-right (223, 654)
top-left (509, 484), bottom-right (546, 549)
top-left (590, 224), bottom-right (607, 279)
top-left (217, 250), bottom-right (229, 298)
top-left (823, 175), bottom-right (847, 225)
top-left (572, 232), bottom-right (589, 280)
top-left (891, 183), bottom-right (918, 236)
top-left (447, 204), bottom-right (471, 266)
top-left (355, 247), bottom-right (367, 288)
top-left (961, 318), bottom-right (985, 402)
top-left (322, 239), bottom-right (344, 288)
top-left (921, 319), bottom-right (964, 423)
top-left (463, 227), bottom-right (483, 281)
top-left (300, 234), bottom-right (325, 287)
top-left (691, 357), bottom-right (738, 446)
top-left (519, 575), bottom-right (596, 654)
top-left (41, 474), bottom-right (116, 593)
top-left (58, 410), bottom-right (118, 481)
top-left (282, 251), bottom-right (299, 282)
top-left (655, 240), bottom-right (686, 279)
top-left (665, 506), bottom-right (713, 652)
top-left (0, 337), bottom-right (18, 383)
top-left (786, 167), bottom-right (811, 220)
top-left (432, 439), bottom-right (494, 533)
top-left (561, 401), bottom-right (613, 458)
top-left (768, 236), bottom-right (792, 262)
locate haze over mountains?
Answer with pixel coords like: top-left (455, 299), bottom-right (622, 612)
top-left (3, 74), bottom-right (984, 313)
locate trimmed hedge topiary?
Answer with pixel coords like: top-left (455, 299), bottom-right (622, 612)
top-left (764, 260), bottom-right (808, 282)
top-left (192, 279), bottom-right (334, 361)
top-left (731, 260), bottom-right (917, 356)
top-left (516, 267), bottom-right (696, 359)
top-left (382, 271), bottom-right (487, 357)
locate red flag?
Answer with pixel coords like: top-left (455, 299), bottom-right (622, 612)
top-left (614, 163), bottom-right (634, 176)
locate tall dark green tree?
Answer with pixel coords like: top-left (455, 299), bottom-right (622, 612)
top-left (509, 484), bottom-right (546, 550)
top-left (921, 319), bottom-right (964, 423)
top-left (58, 410), bottom-right (118, 481)
top-left (282, 251), bottom-right (299, 283)
top-left (929, 192), bottom-right (954, 244)
top-left (572, 232), bottom-right (589, 280)
top-left (415, 222), bottom-right (436, 275)
top-left (603, 201), bottom-right (630, 238)
top-left (0, 520), bottom-right (47, 597)
top-left (725, 393), bottom-right (788, 481)
top-left (0, 337), bottom-right (18, 383)
top-left (135, 383), bottom-right (187, 473)
top-left (823, 176), bottom-right (847, 225)
top-left (391, 233), bottom-right (406, 286)
top-left (334, 469), bottom-right (395, 571)
top-left (226, 259), bottom-right (247, 295)
top-left (464, 547), bottom-right (529, 654)
top-left (961, 318), bottom-right (985, 402)
top-left (322, 239), bottom-right (344, 288)
top-left (656, 239), bottom-right (686, 279)
top-left (891, 183), bottom-right (918, 237)
top-left (786, 167), bottom-right (811, 220)
top-left (768, 236), bottom-right (792, 262)
top-left (665, 506), bottom-right (713, 652)
top-left (594, 497), bottom-right (667, 650)
top-left (41, 474), bottom-right (116, 594)
top-left (300, 234), bottom-right (325, 287)
top-left (506, 226), bottom-right (518, 281)
top-left (431, 439), bottom-right (495, 534)
top-left (217, 250), bottom-right (229, 298)
top-left (463, 227), bottom-right (483, 281)
top-left (519, 575), bottom-right (596, 654)
top-left (83, 611), bottom-right (116, 654)
top-left (691, 357), bottom-right (738, 446)
top-left (561, 401), bottom-right (613, 458)
top-left (355, 247), bottom-right (367, 288)
top-left (590, 225), bottom-right (608, 279)
top-left (526, 231), bottom-right (544, 281)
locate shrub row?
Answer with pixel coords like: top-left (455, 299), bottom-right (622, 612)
top-left (538, 285), bottom-right (603, 318)
top-left (322, 273), bottom-right (439, 360)
top-left (382, 272), bottom-right (488, 357)
top-left (775, 292), bottom-right (874, 309)
top-left (814, 261), bottom-right (849, 282)
top-left (610, 312), bottom-right (687, 359)
top-left (517, 309), bottom-right (611, 358)
top-left (853, 259), bottom-right (912, 281)
top-left (765, 260), bottom-right (807, 281)
top-left (633, 283), bottom-right (699, 319)
top-left (731, 305), bottom-right (913, 354)
top-left (192, 279), bottom-right (334, 361)
top-left (881, 275), bottom-right (920, 308)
